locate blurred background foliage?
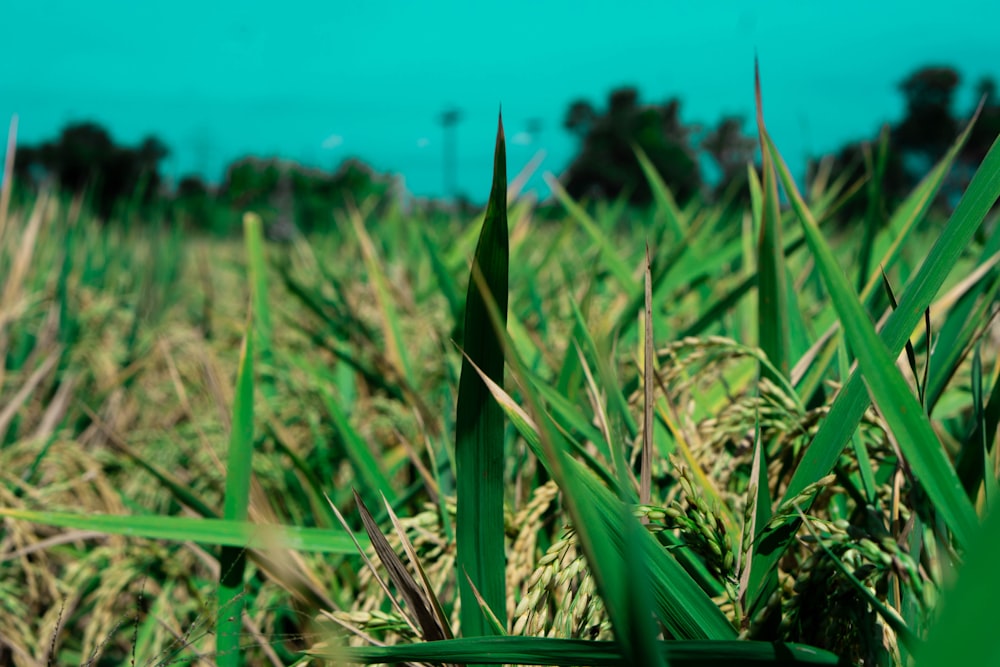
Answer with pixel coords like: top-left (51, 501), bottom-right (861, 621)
top-left (9, 64), bottom-right (1000, 233)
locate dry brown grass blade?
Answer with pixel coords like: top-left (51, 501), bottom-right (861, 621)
top-left (0, 190), bottom-right (48, 392)
top-left (508, 149), bottom-right (546, 204)
top-left (790, 322), bottom-right (839, 387)
top-left (0, 190), bottom-right (46, 313)
top-left (1, 530), bottom-right (107, 562)
top-left (0, 114), bottom-right (17, 243)
top-left (353, 490), bottom-right (448, 643)
top-left (577, 342), bottom-right (612, 451)
top-left (0, 350), bottom-right (60, 443)
top-left (382, 493), bottom-right (455, 641)
top-left (641, 243), bottom-right (654, 511)
top-left (326, 494), bottom-right (420, 637)
top-left (925, 249), bottom-right (1000, 324)
top-left (737, 430), bottom-right (766, 613)
top-left (30, 372), bottom-right (75, 442)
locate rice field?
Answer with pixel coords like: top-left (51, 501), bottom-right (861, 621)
top-left (1, 81), bottom-right (1000, 666)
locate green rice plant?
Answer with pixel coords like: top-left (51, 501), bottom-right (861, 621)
top-left (748, 62), bottom-right (1000, 625)
top-left (217, 289), bottom-right (255, 666)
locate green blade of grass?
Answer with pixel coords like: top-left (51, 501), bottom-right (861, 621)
top-left (754, 75), bottom-right (792, 384)
top-left (217, 312), bottom-right (256, 666)
top-left (634, 144), bottom-right (687, 242)
top-left (455, 112), bottom-right (509, 640)
top-left (0, 508), bottom-right (368, 553)
top-left (349, 204), bottom-right (415, 385)
top-left (243, 212), bottom-right (275, 397)
top-left (916, 503), bottom-right (1000, 667)
top-left (761, 107), bottom-right (979, 548)
top-left (544, 173), bottom-right (640, 294)
top-left (923, 231), bottom-right (1000, 411)
top-left (466, 318), bottom-right (735, 641)
top-left (856, 126), bottom-right (891, 294)
top-left (313, 379), bottom-right (399, 506)
top-left (421, 229), bottom-right (464, 333)
top-left (318, 637), bottom-right (843, 666)
top-left (568, 298), bottom-right (638, 441)
top-left (783, 114), bottom-right (1000, 506)
top-left (742, 404), bottom-right (774, 625)
top-left (747, 64), bottom-right (1000, 617)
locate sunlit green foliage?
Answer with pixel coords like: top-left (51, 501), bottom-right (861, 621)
top-left (0, 76), bottom-right (998, 666)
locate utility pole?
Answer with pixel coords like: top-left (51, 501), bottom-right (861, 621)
top-left (439, 106), bottom-right (462, 201)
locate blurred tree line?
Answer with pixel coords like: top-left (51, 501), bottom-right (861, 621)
top-left (12, 124), bottom-right (394, 236)
top-left (561, 64), bottom-right (999, 217)
top-left (9, 64), bottom-right (999, 234)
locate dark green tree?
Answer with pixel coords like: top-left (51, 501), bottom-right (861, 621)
top-left (13, 122), bottom-right (169, 219)
top-left (701, 115), bottom-right (757, 202)
top-left (820, 65), bottom-right (1000, 223)
top-left (964, 77), bottom-right (1000, 166)
top-left (892, 66), bottom-right (961, 172)
top-left (218, 156), bottom-right (394, 234)
top-left (561, 87), bottom-right (702, 205)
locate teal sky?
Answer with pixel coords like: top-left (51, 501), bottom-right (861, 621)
top-left (3, 1), bottom-right (999, 201)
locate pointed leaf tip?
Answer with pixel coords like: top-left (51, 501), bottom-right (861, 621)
top-left (754, 59), bottom-right (765, 128)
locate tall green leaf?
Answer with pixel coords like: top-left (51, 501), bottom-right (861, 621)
top-left (455, 113), bottom-right (509, 641)
top-left (754, 66), bottom-right (792, 384)
top-left (217, 320), bottom-right (255, 667)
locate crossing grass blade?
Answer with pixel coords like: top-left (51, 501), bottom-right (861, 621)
top-left (318, 637), bottom-right (844, 666)
top-left (879, 269), bottom-right (923, 401)
top-left (455, 112), bottom-right (509, 641)
top-left (790, 120), bottom-right (980, 404)
top-left (857, 112), bottom-right (979, 310)
top-left (924, 229), bottom-right (1000, 412)
top-left (0, 508), bottom-right (366, 553)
